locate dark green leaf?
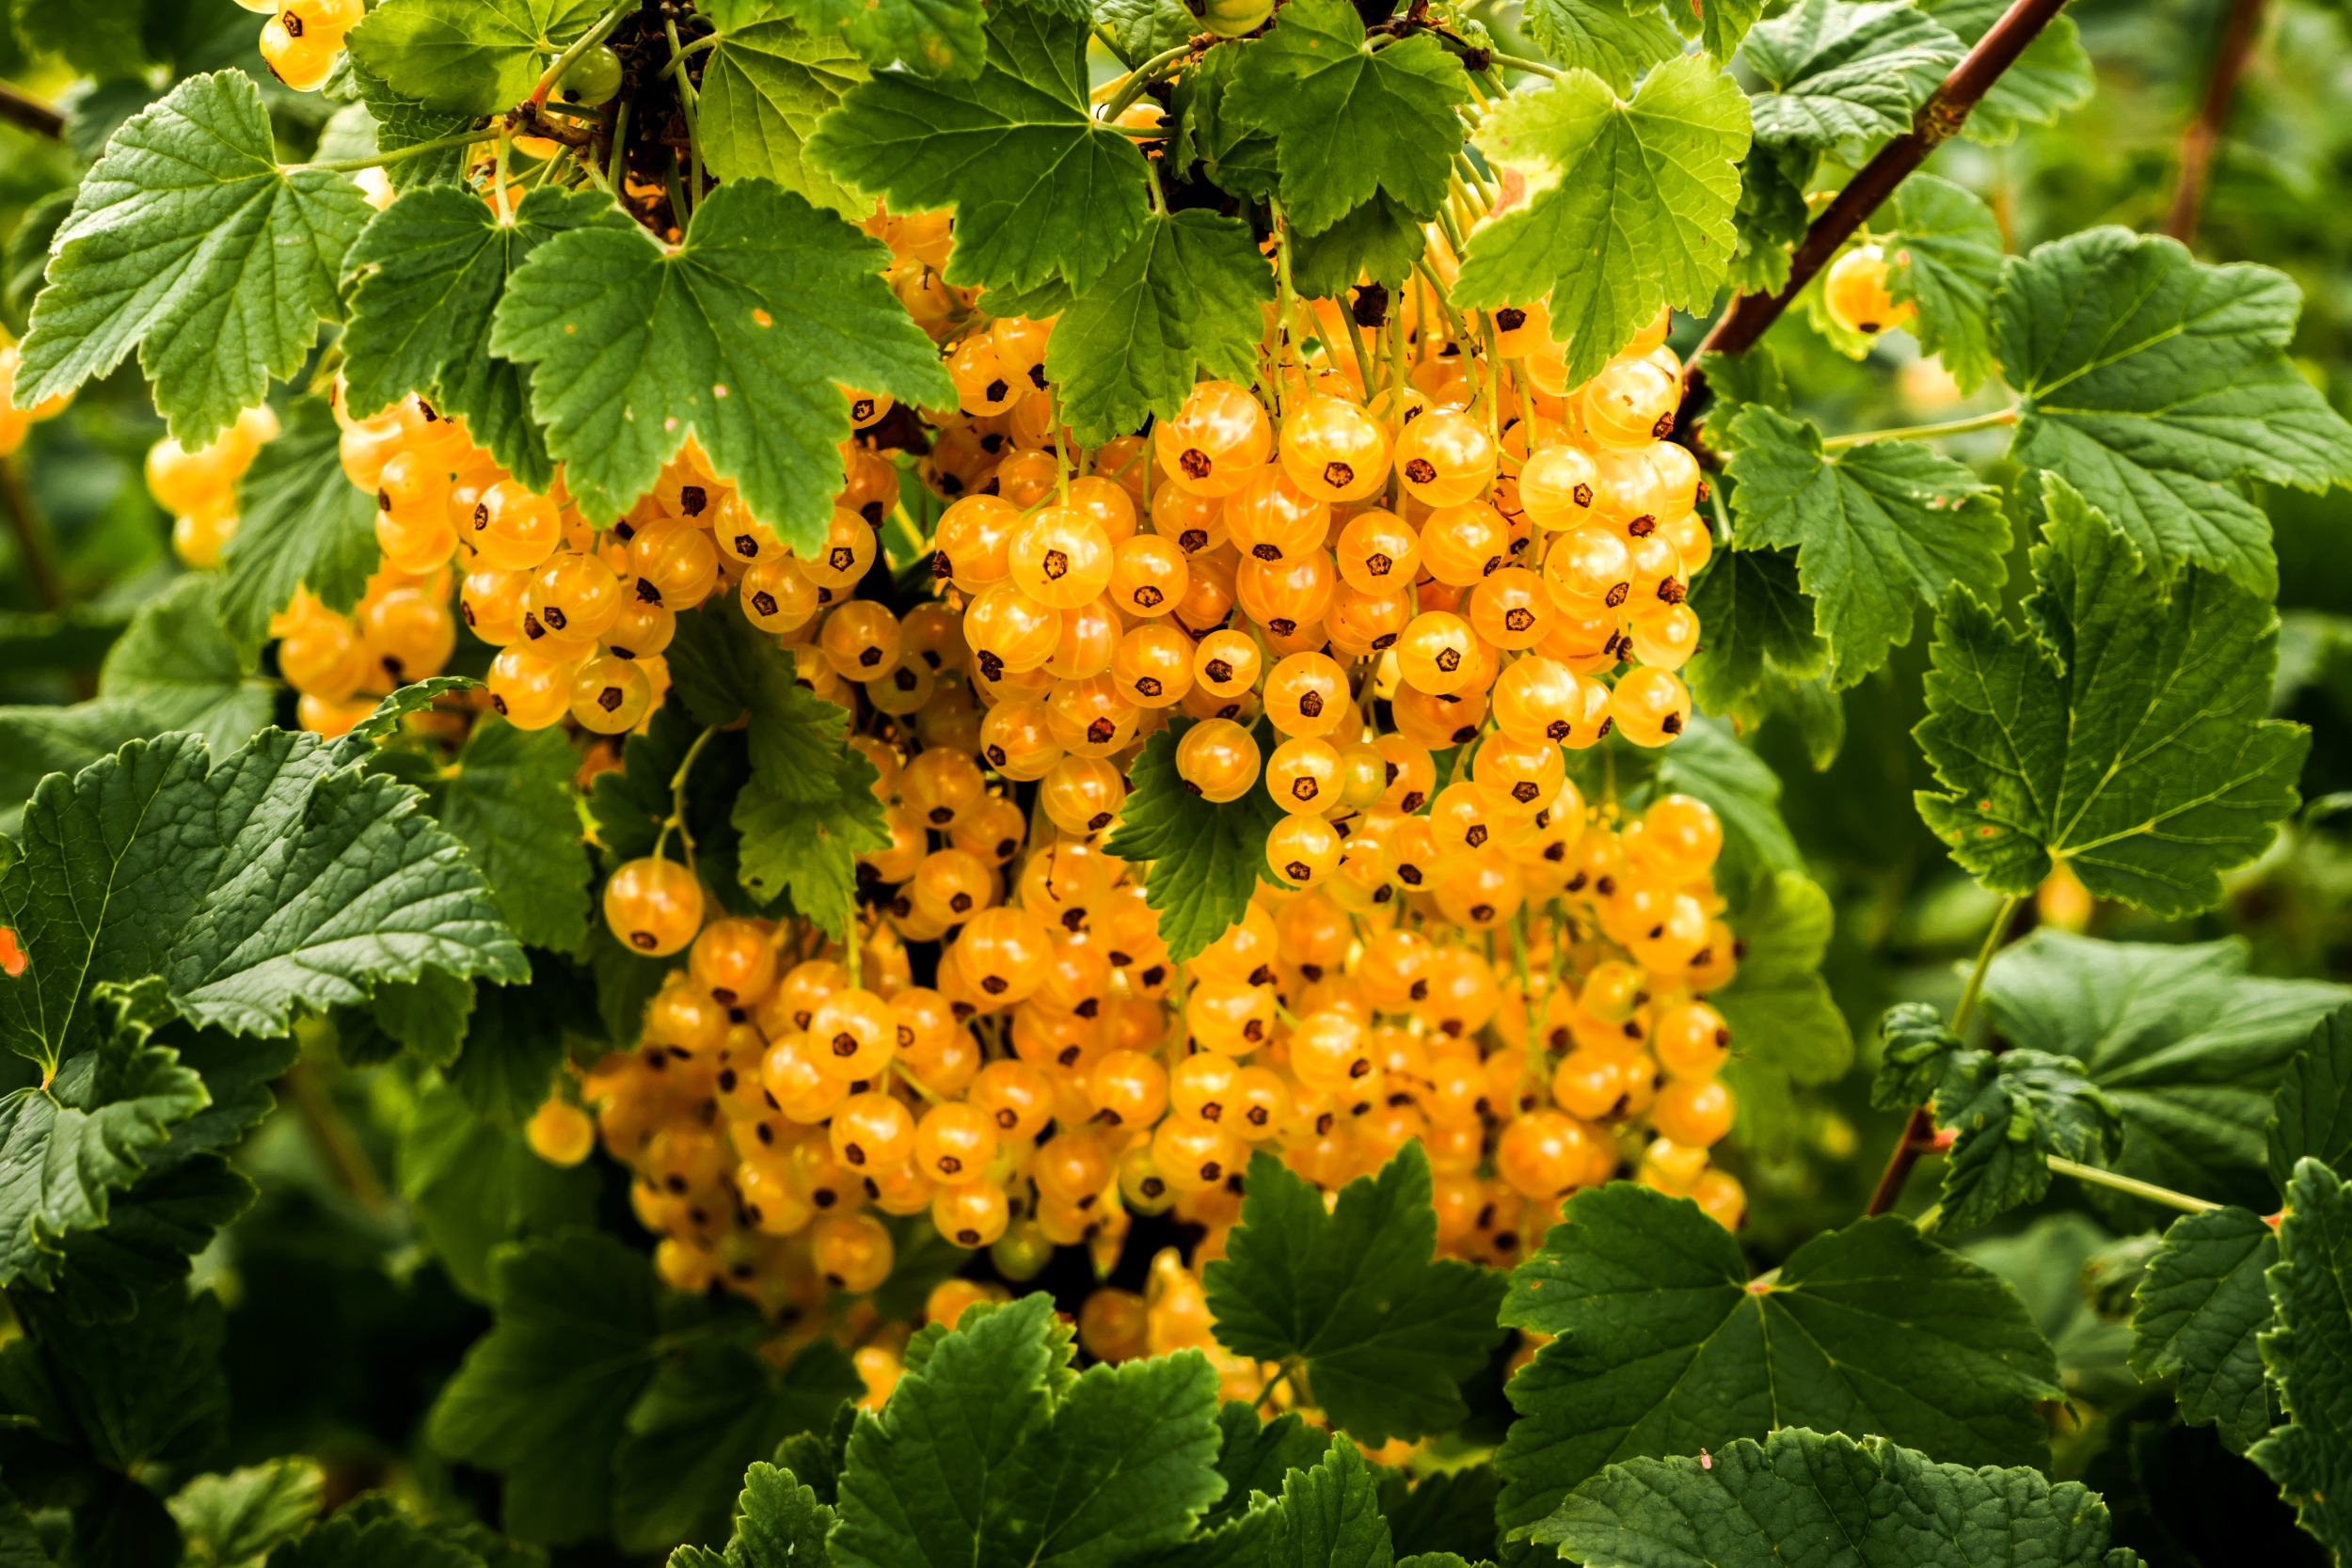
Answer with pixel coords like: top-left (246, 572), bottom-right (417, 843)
top-left (428, 1232), bottom-right (664, 1542)
top-left (1454, 55), bottom-right (1750, 388)
top-left (1041, 209), bottom-right (1275, 447)
top-left (372, 968), bottom-right (477, 1070)
top-left (1674, 0), bottom-right (1768, 62)
top-left (1225, 0), bottom-right (1470, 235)
top-left (1290, 195), bottom-right (1425, 299)
top-left (342, 185), bottom-right (632, 493)
top-left (1727, 141), bottom-right (1813, 296)
top-left (2131, 1204), bottom-right (2278, 1452)
top-left (681, 1462), bottom-right (836, 1568)
top-left (1206, 1403), bottom-right (1332, 1531)
top-left (1091, 0), bottom-right (1196, 67)
top-left (834, 1292), bottom-right (1226, 1568)
top-left (220, 397), bottom-right (385, 654)
top-left (1494, 1182), bottom-right (2062, 1533)
top-left (786, 0), bottom-right (986, 80)
top-left (450, 958), bottom-right (573, 1126)
top-left (1266, 1436), bottom-right (1391, 1568)
top-left (0, 1281), bottom-right (230, 1479)
top-left (614, 1340), bottom-right (861, 1554)
top-left (262, 1501), bottom-right (483, 1568)
top-left (1932, 1047), bottom-right (2122, 1230)
top-left (1206, 1145), bottom-right (1507, 1447)
top-left (53, 1156), bottom-right (255, 1325)
top-left (348, 63), bottom-right (476, 191)
top-left (1724, 404), bottom-right (2008, 688)
top-left (431, 715), bottom-right (590, 954)
top-left (2269, 1006), bottom-right (2352, 1186)
top-left (491, 178), bottom-right (952, 548)
top-left (1890, 172), bottom-right (2003, 394)
top-left (345, 0), bottom-right (610, 117)
top-left (2250, 1158), bottom-right (2352, 1558)
top-left (1916, 473), bottom-right (2309, 915)
top-left (1983, 929), bottom-right (2350, 1221)
top-left (397, 1082), bottom-right (597, 1301)
top-left (1682, 547), bottom-right (1826, 716)
top-left (1995, 227), bottom-right (2352, 594)
top-left (1105, 718), bottom-right (1293, 964)
top-left (17, 72), bottom-right (372, 449)
top-left (805, 8), bottom-right (1149, 294)
top-left (1380, 1465), bottom-right (1498, 1563)
top-left (1532, 1427), bottom-right (2133, 1568)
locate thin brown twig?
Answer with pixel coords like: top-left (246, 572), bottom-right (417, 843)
top-left (0, 455), bottom-right (66, 610)
top-left (2163, 0), bottom-right (2266, 245)
top-left (1683, 0), bottom-right (2077, 412)
top-left (0, 82), bottom-right (62, 140)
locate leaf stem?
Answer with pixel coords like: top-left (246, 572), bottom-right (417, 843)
top-left (2046, 1157), bottom-right (2223, 1214)
top-left (1410, 258), bottom-right (1469, 347)
top-left (493, 130), bottom-right (514, 225)
top-left (1486, 50), bottom-right (1568, 80)
top-left (665, 18), bottom-right (705, 219)
top-left (280, 1062), bottom-right (390, 1214)
top-left (532, 0), bottom-right (637, 105)
top-left (1343, 306), bottom-right (1379, 400)
top-left (608, 91), bottom-right (632, 192)
top-left (302, 125), bottom-right (485, 174)
top-left (1255, 1358), bottom-right (1300, 1411)
top-left (1820, 406), bottom-right (2019, 451)
top-left (1950, 893), bottom-right (2021, 1037)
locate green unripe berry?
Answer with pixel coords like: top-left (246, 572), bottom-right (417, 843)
top-left (557, 42), bottom-right (624, 105)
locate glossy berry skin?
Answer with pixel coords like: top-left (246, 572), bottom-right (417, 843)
top-left (1279, 395), bottom-right (1392, 502)
top-left (811, 1212), bottom-right (896, 1291)
top-left (1581, 356), bottom-right (1679, 448)
top-left (1153, 380), bottom-right (1272, 498)
top-left (603, 857), bottom-right (705, 956)
top-left (1176, 718), bottom-right (1263, 803)
top-left (1394, 409), bottom-right (1498, 505)
top-left (1263, 652), bottom-right (1347, 738)
top-left (1823, 244), bottom-right (1915, 336)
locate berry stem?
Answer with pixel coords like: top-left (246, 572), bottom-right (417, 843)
top-left (1097, 43), bottom-right (1192, 119)
top-left (1409, 258), bottom-right (1470, 351)
top-left (493, 130), bottom-right (514, 225)
top-left (1948, 892), bottom-right (2020, 1037)
top-left (607, 92), bottom-right (632, 193)
top-left (1819, 406), bottom-right (2018, 451)
top-left (654, 722), bottom-right (722, 869)
top-left (1270, 198), bottom-right (1297, 433)
top-left (664, 17), bottom-right (706, 220)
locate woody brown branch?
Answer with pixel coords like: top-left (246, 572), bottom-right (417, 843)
top-left (1681, 0), bottom-right (2078, 417)
top-left (2163, 0), bottom-right (2266, 245)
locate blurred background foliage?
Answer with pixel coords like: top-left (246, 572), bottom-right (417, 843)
top-left (1, 0), bottom-right (2348, 1560)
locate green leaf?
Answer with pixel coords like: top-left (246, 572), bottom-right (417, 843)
top-left (1290, 194), bottom-right (1425, 299)
top-left (1738, 0), bottom-right (1961, 149)
top-left (2269, 1006), bottom-right (2352, 1186)
top-left (428, 1232), bottom-right (664, 1543)
top-left (1205, 1144), bottom-right (1508, 1447)
top-left (262, 1502), bottom-right (484, 1568)
top-left (0, 983), bottom-right (209, 1291)
top-left (1266, 1436), bottom-right (1391, 1568)
top-left (673, 1462), bottom-right (836, 1568)
top-left (734, 768), bottom-right (887, 940)
top-left (1455, 55), bottom-right (1750, 388)
top-left (615, 1340), bottom-right (861, 1554)
top-left (492, 177), bottom-right (951, 548)
top-left (9, 0), bottom-right (150, 79)
top-left (0, 1280), bottom-right (230, 1479)
top-left (1170, 42), bottom-right (1281, 202)
top-left (1869, 999), bottom-right (1964, 1112)
top-left (1225, 0), bottom-right (1470, 235)
top-left (372, 967), bottom-right (478, 1069)
top-left (1493, 1182), bottom-right (2062, 1533)
top-left (349, 62), bottom-right (477, 192)
top-left (1708, 871), bottom-right (1851, 1085)
top-left (1937, 1048), bottom-right (2122, 1230)
top-left (171, 1459), bottom-right (326, 1568)
top-left (1531, 1427), bottom-right (2132, 1568)
top-left (1674, 0), bottom-right (1768, 63)
top-left (1914, 473), bottom-right (2309, 916)
top-left (2131, 1204), bottom-right (2278, 1453)
top-left (338, 677), bottom-right (483, 758)
top-left (430, 715), bottom-right (590, 954)
top-left (1682, 547), bottom-right (1826, 716)
top-left (1092, 0), bottom-right (1199, 67)
top-left (1724, 404), bottom-right (2008, 689)
top-left (1889, 172), bottom-right (2003, 394)
top-left (1918, 0), bottom-right (2091, 143)
top-left (1105, 718), bottom-right (1292, 964)
top-left (700, 19), bottom-right (869, 217)
top-left (0, 728), bottom-right (526, 1070)
top-left (1041, 209), bottom-right (1275, 447)
top-left (1206, 1403), bottom-right (1332, 1531)
top-left (397, 1081), bottom-right (597, 1301)
top-left (345, 0), bottom-right (609, 117)
top-left (806, 8), bottom-right (1148, 294)
top-left (2251, 1158), bottom-right (2352, 1557)
top-left (162, 1025), bottom-right (303, 1164)
top-left (1380, 1465), bottom-right (1499, 1562)
top-left (449, 956), bottom-right (577, 1125)
top-left (342, 185), bottom-right (632, 493)
top-left (50, 1156), bottom-right (254, 1326)
top-left (1982, 929), bottom-right (2351, 1221)
top-left (787, 0), bottom-right (986, 80)
top-left (17, 72), bottom-right (373, 450)
top-left (220, 396), bottom-right (385, 654)
top-left (1726, 141), bottom-right (1813, 296)
top-left (1995, 227), bottom-right (2352, 595)
top-left (1519, 0), bottom-right (1682, 97)
top-left (834, 1292), bottom-right (1226, 1568)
